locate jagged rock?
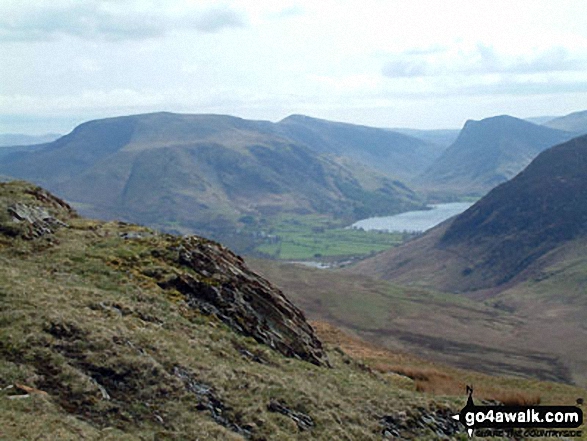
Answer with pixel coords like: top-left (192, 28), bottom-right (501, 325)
top-left (173, 366), bottom-right (251, 438)
top-left (267, 399), bottom-right (314, 431)
top-left (160, 236), bottom-right (329, 367)
top-left (380, 406), bottom-right (462, 439)
top-left (1, 181), bottom-right (329, 368)
top-left (1, 182), bottom-right (75, 239)
top-left (119, 231), bottom-right (154, 240)
top-left (7, 203), bottom-right (65, 238)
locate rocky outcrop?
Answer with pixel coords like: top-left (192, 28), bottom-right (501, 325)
top-left (7, 203), bottom-right (69, 238)
top-left (267, 399), bottom-right (314, 431)
top-left (1, 181), bottom-right (328, 367)
top-left (0, 182), bottom-right (76, 239)
top-left (380, 405), bottom-right (462, 439)
top-left (159, 236), bottom-right (329, 367)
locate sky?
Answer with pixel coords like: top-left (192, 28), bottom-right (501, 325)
top-left (1, 0), bottom-right (587, 135)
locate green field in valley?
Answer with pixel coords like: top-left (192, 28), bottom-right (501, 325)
top-left (248, 215), bottom-right (411, 261)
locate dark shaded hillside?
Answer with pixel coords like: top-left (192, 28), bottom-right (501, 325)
top-left (354, 134), bottom-right (587, 293)
top-left (276, 115), bottom-right (443, 179)
top-left (343, 136), bottom-right (587, 387)
top-left (0, 143), bottom-right (47, 160)
top-left (440, 134), bottom-right (587, 284)
top-left (417, 115), bottom-right (573, 196)
top-left (4, 116), bottom-right (139, 184)
top-left (0, 113), bottom-right (424, 244)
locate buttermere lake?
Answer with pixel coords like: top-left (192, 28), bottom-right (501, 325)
top-left (350, 202), bottom-right (474, 233)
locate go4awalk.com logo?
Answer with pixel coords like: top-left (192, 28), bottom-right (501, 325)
top-left (452, 386), bottom-right (583, 438)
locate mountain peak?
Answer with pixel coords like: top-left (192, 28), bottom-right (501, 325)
top-left (462, 114), bottom-right (540, 131)
top-left (356, 133), bottom-right (587, 292)
top-left (418, 114), bottom-right (574, 195)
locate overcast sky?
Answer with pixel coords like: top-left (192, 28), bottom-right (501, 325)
top-left (1, 0), bottom-right (587, 134)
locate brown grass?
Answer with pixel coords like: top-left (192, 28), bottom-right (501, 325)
top-left (312, 321), bottom-right (557, 407)
top-left (484, 390), bottom-right (541, 406)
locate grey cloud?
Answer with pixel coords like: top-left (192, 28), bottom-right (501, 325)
top-left (473, 44), bottom-right (502, 73)
top-left (185, 6), bottom-right (247, 33)
top-left (457, 78), bottom-right (587, 96)
top-left (467, 45), bottom-right (584, 75)
top-left (382, 45), bottom-right (586, 79)
top-left (506, 47), bottom-right (585, 74)
top-left (381, 59), bottom-right (430, 78)
top-left (0, 2), bottom-right (247, 42)
top-left (378, 77), bottom-right (587, 99)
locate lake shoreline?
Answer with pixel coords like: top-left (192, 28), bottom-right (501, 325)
top-left (349, 202), bottom-right (474, 233)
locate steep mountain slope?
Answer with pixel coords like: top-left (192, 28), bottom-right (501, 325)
top-left (301, 135), bottom-right (587, 386)
top-left (417, 115), bottom-right (573, 196)
top-left (275, 115), bottom-right (444, 179)
top-left (0, 113), bottom-right (423, 243)
top-left (543, 109), bottom-right (587, 134)
top-left (354, 134), bottom-right (587, 294)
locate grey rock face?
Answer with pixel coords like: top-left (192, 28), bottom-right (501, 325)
top-left (160, 236), bottom-right (329, 367)
top-left (8, 203), bottom-right (68, 238)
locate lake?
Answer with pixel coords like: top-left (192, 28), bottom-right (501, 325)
top-left (349, 202), bottom-right (474, 233)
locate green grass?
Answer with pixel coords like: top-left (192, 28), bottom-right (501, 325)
top-left (1, 181), bottom-right (585, 440)
top-left (0, 184), bottom-right (470, 440)
top-left (248, 214), bottom-right (407, 260)
top-left (0, 215), bottom-right (472, 440)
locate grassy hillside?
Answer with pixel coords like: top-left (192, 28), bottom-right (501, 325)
top-left (249, 258), bottom-right (587, 388)
top-left (341, 135), bottom-right (587, 388)
top-left (275, 115), bottom-right (443, 180)
top-left (0, 113), bottom-right (424, 251)
top-left (1, 181), bottom-right (584, 440)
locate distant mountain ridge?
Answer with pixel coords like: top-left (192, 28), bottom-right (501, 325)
top-left (273, 115), bottom-right (444, 180)
top-left (0, 112), bottom-right (425, 244)
top-left (0, 133), bottom-right (61, 147)
top-left (417, 115), bottom-right (574, 196)
top-left (543, 109), bottom-right (587, 134)
top-left (348, 134), bottom-right (587, 385)
top-left (354, 133), bottom-right (587, 293)
top-left (389, 128), bottom-right (460, 149)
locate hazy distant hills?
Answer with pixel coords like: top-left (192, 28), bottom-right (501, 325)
top-left (274, 115), bottom-right (445, 180)
top-left (524, 115), bottom-right (560, 125)
top-left (354, 134), bottom-right (587, 294)
top-left (390, 128), bottom-right (460, 149)
top-left (0, 112), bottom-right (424, 240)
top-left (543, 109), bottom-right (587, 134)
top-left (417, 115), bottom-right (574, 197)
top-left (0, 133), bottom-right (60, 147)
top-left (0, 133), bottom-right (61, 160)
